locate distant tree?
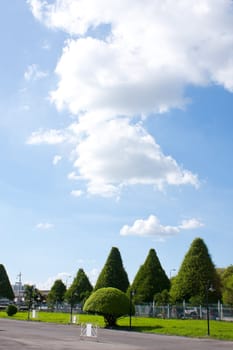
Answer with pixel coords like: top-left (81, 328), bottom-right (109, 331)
top-left (83, 287), bottom-right (131, 327)
top-left (65, 268), bottom-right (93, 306)
top-left (221, 265), bottom-right (233, 306)
top-left (222, 275), bottom-right (233, 306)
top-left (170, 237), bottom-right (221, 304)
top-left (154, 289), bottom-right (170, 305)
top-left (23, 285), bottom-right (42, 319)
top-left (220, 265), bottom-right (233, 283)
top-left (0, 264), bottom-right (14, 300)
top-left (130, 249), bottom-right (170, 303)
top-left (47, 279), bottom-right (66, 308)
top-left (216, 267), bottom-right (226, 279)
top-left (95, 247), bottom-right (129, 292)
top-left (24, 285), bottom-right (36, 310)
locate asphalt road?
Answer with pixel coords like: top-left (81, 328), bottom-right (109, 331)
top-left (0, 319), bottom-right (232, 350)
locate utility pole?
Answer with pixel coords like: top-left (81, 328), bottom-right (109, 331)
top-left (16, 272), bottom-right (22, 303)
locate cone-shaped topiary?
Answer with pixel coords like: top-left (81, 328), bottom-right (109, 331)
top-left (170, 237), bottom-right (221, 304)
top-left (0, 264), bottom-right (14, 300)
top-left (130, 248), bottom-right (170, 303)
top-left (95, 247), bottom-right (129, 292)
top-left (65, 268), bottom-right (93, 305)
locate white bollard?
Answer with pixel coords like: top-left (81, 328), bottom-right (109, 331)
top-left (80, 323), bottom-right (98, 340)
top-left (86, 323), bottom-right (92, 336)
top-left (31, 310), bottom-right (37, 318)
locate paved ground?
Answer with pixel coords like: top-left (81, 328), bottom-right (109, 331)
top-left (0, 319), bottom-right (232, 350)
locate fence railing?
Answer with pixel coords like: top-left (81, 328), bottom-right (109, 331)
top-left (29, 302), bottom-right (233, 322)
top-left (135, 303), bottom-right (233, 321)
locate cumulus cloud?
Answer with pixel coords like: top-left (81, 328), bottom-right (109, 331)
top-left (53, 155), bottom-right (62, 165)
top-left (70, 189), bottom-right (83, 197)
top-left (28, 119), bottom-right (199, 197)
top-left (27, 0), bottom-right (233, 197)
top-left (68, 172), bottom-right (80, 180)
top-left (36, 222), bottom-right (54, 230)
top-left (28, 0), bottom-right (233, 104)
top-left (35, 272), bottom-right (73, 290)
top-left (35, 268), bottom-right (98, 289)
top-left (179, 218), bottom-right (204, 230)
top-left (73, 118), bottom-right (199, 196)
top-left (120, 215), bottom-right (203, 239)
top-left (24, 64), bottom-right (48, 81)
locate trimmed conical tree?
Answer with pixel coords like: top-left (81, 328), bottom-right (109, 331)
top-left (170, 237), bottom-right (221, 304)
top-left (130, 248), bottom-right (170, 303)
top-left (0, 264), bottom-right (14, 300)
top-left (66, 268), bottom-right (93, 305)
top-left (95, 247), bottom-right (129, 292)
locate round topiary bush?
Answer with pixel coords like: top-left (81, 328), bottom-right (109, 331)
top-left (6, 304), bottom-right (18, 316)
top-left (83, 287), bottom-right (132, 327)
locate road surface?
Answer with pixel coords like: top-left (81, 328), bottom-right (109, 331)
top-left (0, 319), bottom-right (232, 350)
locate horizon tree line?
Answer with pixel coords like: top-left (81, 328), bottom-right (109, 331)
top-left (0, 237), bottom-right (232, 306)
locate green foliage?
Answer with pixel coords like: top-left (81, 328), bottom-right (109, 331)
top-left (130, 249), bottom-right (170, 303)
top-left (0, 264), bottom-right (15, 300)
top-left (83, 287), bottom-right (131, 327)
top-left (170, 238), bottom-right (221, 304)
top-left (221, 265), bottom-right (233, 281)
top-left (154, 289), bottom-right (170, 305)
top-left (65, 268), bottom-right (93, 305)
top-left (6, 304), bottom-right (18, 316)
top-left (95, 247), bottom-right (129, 292)
top-left (222, 275), bottom-right (233, 306)
top-left (47, 279), bottom-right (66, 308)
top-left (23, 285), bottom-right (42, 309)
top-left (219, 265), bottom-right (233, 305)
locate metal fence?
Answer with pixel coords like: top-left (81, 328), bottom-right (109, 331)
top-left (25, 301), bottom-right (233, 322)
top-left (135, 303), bottom-right (233, 321)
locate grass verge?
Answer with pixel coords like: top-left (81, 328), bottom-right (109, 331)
top-left (0, 311), bottom-right (232, 341)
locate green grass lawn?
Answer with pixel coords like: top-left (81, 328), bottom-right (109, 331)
top-left (0, 311), bottom-right (232, 341)
top-left (118, 316), bottom-right (233, 340)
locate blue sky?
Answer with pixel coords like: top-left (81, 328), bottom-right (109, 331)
top-left (1, 0), bottom-right (233, 290)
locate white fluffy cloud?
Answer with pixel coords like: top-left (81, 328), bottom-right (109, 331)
top-left (35, 269), bottom-right (98, 290)
top-left (35, 272), bottom-right (72, 290)
top-left (74, 118), bottom-right (199, 196)
top-left (28, 119), bottom-right (199, 197)
top-left (36, 222), bottom-right (54, 230)
top-left (28, 0), bottom-right (233, 108)
top-left (27, 0), bottom-right (233, 197)
top-left (120, 215), bottom-right (204, 239)
top-left (70, 189), bottom-right (83, 197)
top-left (53, 155), bottom-right (62, 165)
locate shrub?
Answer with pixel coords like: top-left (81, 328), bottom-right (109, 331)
top-left (83, 287), bottom-right (132, 327)
top-left (6, 304), bottom-right (18, 316)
